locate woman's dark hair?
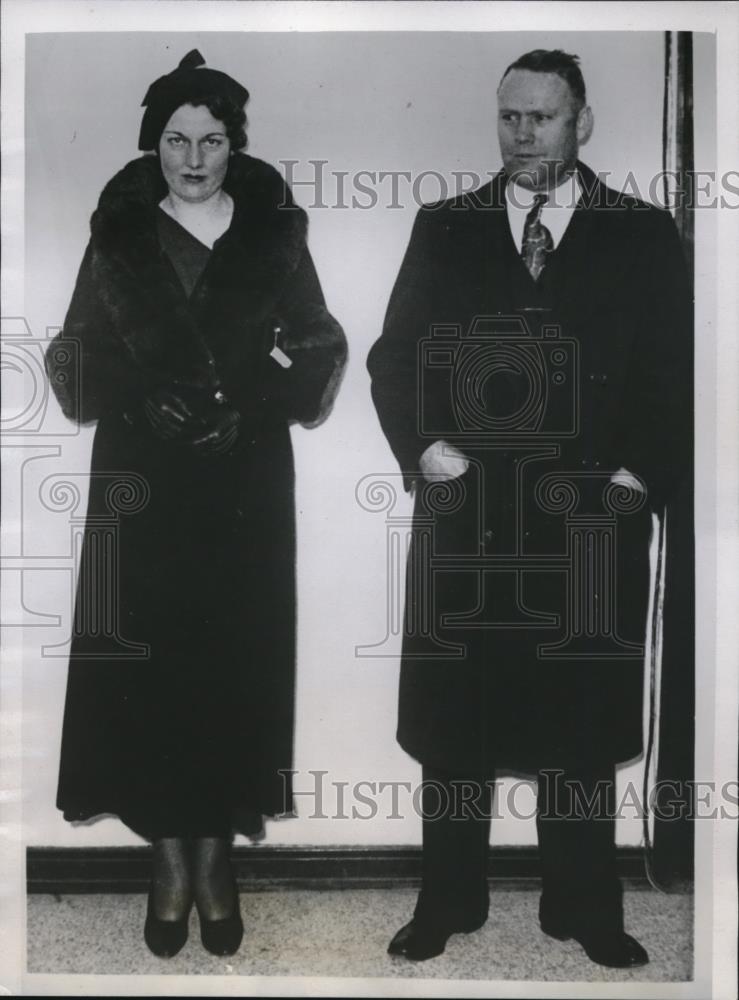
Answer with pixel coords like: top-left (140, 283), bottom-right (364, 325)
top-left (499, 49), bottom-right (586, 110)
top-left (187, 93), bottom-right (248, 151)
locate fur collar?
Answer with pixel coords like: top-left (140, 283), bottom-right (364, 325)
top-left (86, 154), bottom-right (308, 388)
top-left (92, 152), bottom-right (307, 275)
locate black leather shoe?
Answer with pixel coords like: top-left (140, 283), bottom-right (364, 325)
top-left (388, 920), bottom-right (450, 961)
top-left (143, 887), bottom-right (190, 958)
top-left (540, 916), bottom-right (649, 968)
top-left (388, 915), bottom-right (486, 962)
top-left (199, 904), bottom-right (244, 956)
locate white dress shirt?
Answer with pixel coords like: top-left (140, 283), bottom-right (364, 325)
top-left (505, 172), bottom-right (581, 253)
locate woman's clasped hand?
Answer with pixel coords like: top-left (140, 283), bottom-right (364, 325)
top-left (143, 385), bottom-right (242, 455)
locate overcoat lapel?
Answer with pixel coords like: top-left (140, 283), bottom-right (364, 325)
top-left (552, 162), bottom-right (636, 324)
top-left (452, 173), bottom-right (516, 315)
top-left (549, 196), bottom-right (596, 319)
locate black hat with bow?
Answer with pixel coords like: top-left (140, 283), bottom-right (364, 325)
top-left (138, 49), bottom-right (249, 151)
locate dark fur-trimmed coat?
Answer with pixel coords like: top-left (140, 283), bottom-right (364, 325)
top-left (46, 153), bottom-right (346, 837)
top-left (368, 162), bottom-right (692, 774)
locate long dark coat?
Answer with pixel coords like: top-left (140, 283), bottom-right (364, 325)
top-left (46, 153), bottom-right (346, 838)
top-left (367, 163), bottom-right (692, 774)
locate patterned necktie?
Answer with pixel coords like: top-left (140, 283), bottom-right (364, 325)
top-left (521, 193), bottom-right (553, 281)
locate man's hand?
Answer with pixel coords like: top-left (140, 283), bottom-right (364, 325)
top-left (609, 467), bottom-right (646, 494)
top-left (419, 440), bottom-right (469, 483)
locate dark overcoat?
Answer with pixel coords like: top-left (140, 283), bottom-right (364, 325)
top-left (46, 153), bottom-right (347, 837)
top-left (367, 163), bottom-right (692, 774)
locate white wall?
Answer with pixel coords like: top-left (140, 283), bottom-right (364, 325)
top-left (20, 30), bottom-right (672, 848)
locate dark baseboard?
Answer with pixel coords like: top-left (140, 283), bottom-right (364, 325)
top-left (26, 845), bottom-right (658, 894)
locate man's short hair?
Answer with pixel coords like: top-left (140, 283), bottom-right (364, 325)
top-left (499, 49), bottom-right (586, 109)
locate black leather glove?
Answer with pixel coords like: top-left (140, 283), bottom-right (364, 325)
top-left (190, 403), bottom-right (241, 455)
top-left (143, 386), bottom-right (202, 441)
top-left (144, 386), bottom-right (241, 455)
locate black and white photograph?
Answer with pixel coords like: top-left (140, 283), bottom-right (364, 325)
top-left (1, 1), bottom-right (737, 996)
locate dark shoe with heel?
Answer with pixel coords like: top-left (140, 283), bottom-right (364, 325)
top-left (143, 885), bottom-right (191, 958)
top-left (192, 838), bottom-right (244, 956)
top-left (388, 915), bottom-right (486, 961)
top-left (196, 868), bottom-right (244, 957)
top-left (198, 902), bottom-right (244, 956)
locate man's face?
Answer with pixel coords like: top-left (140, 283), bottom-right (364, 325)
top-left (497, 69), bottom-right (591, 191)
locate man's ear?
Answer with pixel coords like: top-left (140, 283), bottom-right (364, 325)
top-left (576, 105), bottom-right (594, 146)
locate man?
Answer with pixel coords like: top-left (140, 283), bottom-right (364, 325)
top-left (367, 50), bottom-right (692, 967)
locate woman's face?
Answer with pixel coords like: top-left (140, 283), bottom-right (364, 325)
top-left (158, 103), bottom-right (231, 203)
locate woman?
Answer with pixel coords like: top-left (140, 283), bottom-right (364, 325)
top-left (45, 50), bottom-right (347, 958)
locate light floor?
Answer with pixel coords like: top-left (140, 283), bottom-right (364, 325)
top-left (27, 885), bottom-right (692, 983)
